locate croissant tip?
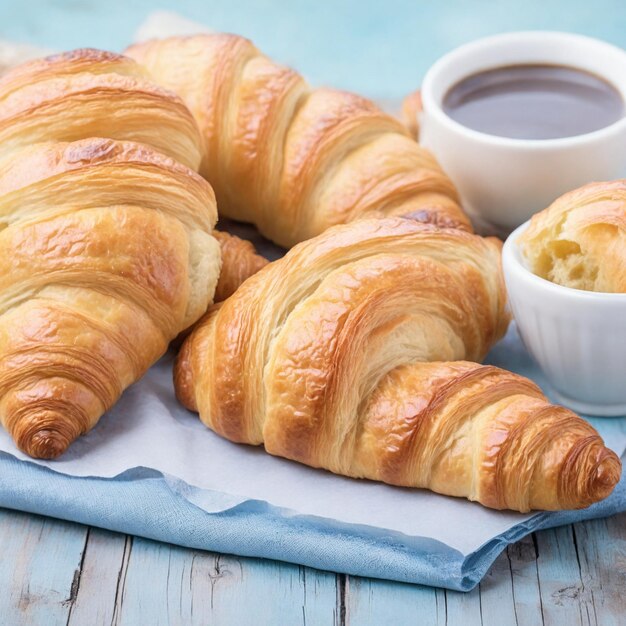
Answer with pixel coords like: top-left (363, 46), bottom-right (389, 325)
top-left (23, 428), bottom-right (70, 460)
top-left (591, 450), bottom-right (622, 499)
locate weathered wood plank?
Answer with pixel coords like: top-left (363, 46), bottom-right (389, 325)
top-left (445, 585), bottom-right (483, 626)
top-left (346, 575), bottom-right (445, 626)
top-left (113, 537), bottom-right (338, 626)
top-left (571, 512), bottom-right (626, 626)
top-left (1, 505), bottom-right (625, 626)
top-left (477, 548), bottom-right (519, 626)
top-left (67, 528), bottom-right (130, 625)
top-left (506, 534), bottom-right (544, 626)
top-left (0, 508), bottom-right (88, 626)
top-left (535, 525), bottom-right (590, 626)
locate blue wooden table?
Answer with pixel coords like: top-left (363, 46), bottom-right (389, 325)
top-left (1, 2), bottom-right (626, 624)
top-left (1, 507), bottom-right (624, 624)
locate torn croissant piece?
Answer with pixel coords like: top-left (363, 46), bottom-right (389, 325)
top-left (212, 229), bottom-right (268, 301)
top-left (175, 217), bottom-right (621, 512)
top-left (519, 180), bottom-right (626, 292)
top-left (126, 35), bottom-right (470, 247)
top-left (0, 49), bottom-right (222, 459)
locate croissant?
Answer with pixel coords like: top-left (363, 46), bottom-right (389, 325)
top-left (0, 50), bottom-right (222, 458)
top-left (519, 180), bottom-right (626, 292)
top-left (167, 229), bottom-right (268, 348)
top-left (402, 89), bottom-right (422, 140)
top-left (175, 217), bottom-right (621, 511)
top-left (212, 229), bottom-right (268, 302)
top-left (126, 35), bottom-right (470, 247)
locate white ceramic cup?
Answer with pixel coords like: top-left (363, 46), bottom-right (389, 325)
top-left (419, 32), bottom-right (626, 234)
top-left (503, 221), bottom-right (626, 417)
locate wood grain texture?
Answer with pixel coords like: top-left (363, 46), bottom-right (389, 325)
top-left (535, 526), bottom-right (593, 626)
top-left (572, 515), bottom-right (626, 626)
top-left (0, 507), bottom-right (625, 625)
top-left (0, 509), bottom-right (87, 625)
top-left (506, 535), bottom-right (544, 626)
top-left (66, 529), bottom-right (129, 626)
top-left (104, 536), bottom-right (337, 626)
top-left (346, 576), bottom-right (446, 625)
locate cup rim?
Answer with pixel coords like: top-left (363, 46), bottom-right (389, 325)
top-left (421, 30), bottom-right (626, 150)
top-left (502, 220), bottom-right (626, 302)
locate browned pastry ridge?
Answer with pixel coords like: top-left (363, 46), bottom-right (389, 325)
top-left (175, 218), bottom-right (621, 512)
top-left (0, 49), bottom-right (226, 458)
top-left (126, 35), bottom-right (470, 247)
top-left (519, 180), bottom-right (626, 292)
top-left (211, 229), bottom-right (269, 301)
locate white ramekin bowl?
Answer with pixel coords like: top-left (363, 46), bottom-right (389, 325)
top-left (502, 221), bottom-right (626, 416)
top-left (419, 32), bottom-right (626, 235)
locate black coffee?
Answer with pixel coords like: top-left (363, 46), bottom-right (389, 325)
top-left (443, 64), bottom-right (624, 140)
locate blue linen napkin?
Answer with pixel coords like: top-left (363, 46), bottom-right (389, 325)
top-left (0, 322), bottom-right (623, 592)
top-left (0, 453), bottom-right (623, 592)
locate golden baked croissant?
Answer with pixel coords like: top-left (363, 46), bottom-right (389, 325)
top-left (0, 47), bottom-right (262, 299)
top-left (519, 180), bottom-right (626, 292)
top-left (126, 35), bottom-right (470, 247)
top-left (0, 49), bottom-right (203, 169)
top-left (0, 50), bottom-right (222, 458)
top-left (175, 217), bottom-right (621, 511)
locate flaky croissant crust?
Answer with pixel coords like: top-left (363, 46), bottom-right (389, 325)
top-left (0, 48), bottom-right (222, 458)
top-left (175, 218), bottom-right (621, 511)
top-left (0, 48), bottom-right (204, 171)
top-left (127, 35), bottom-right (470, 247)
top-left (211, 229), bottom-right (268, 302)
top-left (520, 180), bottom-right (626, 292)
top-left (0, 46), bottom-right (272, 303)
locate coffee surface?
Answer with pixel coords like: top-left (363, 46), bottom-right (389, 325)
top-left (443, 64), bottom-right (624, 140)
